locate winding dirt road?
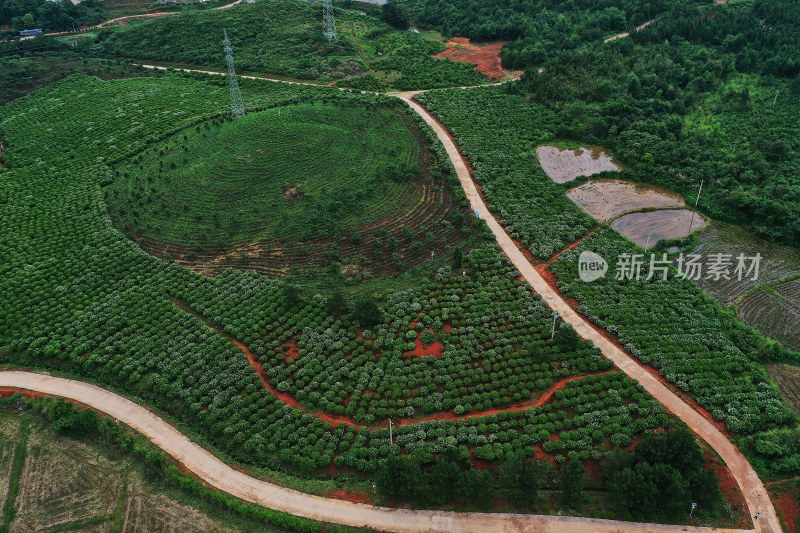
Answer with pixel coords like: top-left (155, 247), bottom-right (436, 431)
top-left (0, 70), bottom-right (780, 533)
top-left (0, 371), bottom-right (754, 533)
top-left (394, 92), bottom-right (779, 533)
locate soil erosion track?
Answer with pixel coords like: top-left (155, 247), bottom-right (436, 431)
top-left (396, 92), bottom-right (779, 533)
top-left (0, 372), bottom-right (754, 533)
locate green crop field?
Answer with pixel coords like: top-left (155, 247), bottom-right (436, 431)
top-left (108, 103), bottom-right (426, 246)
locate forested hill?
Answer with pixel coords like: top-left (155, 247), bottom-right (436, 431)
top-left (392, 0), bottom-right (704, 66)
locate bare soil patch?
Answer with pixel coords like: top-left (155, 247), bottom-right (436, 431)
top-left (566, 179), bottom-right (685, 221)
top-left (433, 37), bottom-right (512, 79)
top-left (610, 208), bottom-right (707, 247)
top-left (282, 185), bottom-right (303, 200)
top-left (536, 145), bottom-right (621, 184)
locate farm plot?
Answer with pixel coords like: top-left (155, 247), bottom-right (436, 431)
top-left (182, 244), bottom-right (614, 426)
top-left (120, 474), bottom-right (236, 533)
top-left (11, 430), bottom-right (122, 531)
top-left (610, 208), bottom-right (707, 247)
top-left (691, 222), bottom-right (800, 306)
top-left (766, 364), bottom-right (800, 416)
top-left (550, 227), bottom-right (793, 435)
top-left (566, 179), bottom-right (685, 221)
top-left (738, 288), bottom-right (800, 352)
top-left (536, 146), bottom-right (621, 184)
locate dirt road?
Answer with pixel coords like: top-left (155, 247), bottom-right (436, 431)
top-left (0, 371), bottom-right (755, 533)
top-left (396, 93), bottom-right (779, 533)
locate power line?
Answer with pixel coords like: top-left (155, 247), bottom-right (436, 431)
top-left (222, 28), bottom-right (246, 119)
top-left (322, 0), bottom-right (337, 43)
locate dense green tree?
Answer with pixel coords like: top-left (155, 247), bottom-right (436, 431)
top-left (351, 297), bottom-right (382, 328)
top-left (560, 459), bottom-right (585, 509)
top-left (325, 290), bottom-right (348, 315)
top-left (376, 455), bottom-right (423, 503)
top-left (382, 1), bottom-right (410, 30)
top-left (554, 323), bottom-right (579, 353)
top-left (498, 454), bottom-right (538, 507)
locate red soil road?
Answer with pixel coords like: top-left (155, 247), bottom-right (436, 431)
top-left (398, 92), bottom-right (777, 533)
top-left (0, 372), bottom-right (757, 533)
top-left (434, 37), bottom-right (513, 79)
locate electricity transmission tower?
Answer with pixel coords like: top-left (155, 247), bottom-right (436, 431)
top-left (322, 0), bottom-right (337, 43)
top-left (222, 29), bottom-right (246, 119)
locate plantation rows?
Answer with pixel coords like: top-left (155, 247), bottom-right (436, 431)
top-left (0, 74), bottom-right (676, 479)
top-left (550, 228), bottom-right (794, 435)
top-left (109, 104), bottom-right (423, 245)
top-left (415, 86), bottom-right (595, 259)
top-left (738, 288), bottom-right (800, 352)
top-left (692, 222), bottom-right (800, 306)
top-left (185, 244), bottom-right (612, 424)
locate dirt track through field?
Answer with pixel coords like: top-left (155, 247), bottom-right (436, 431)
top-left (397, 92), bottom-right (778, 533)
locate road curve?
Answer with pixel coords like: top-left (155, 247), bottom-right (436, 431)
top-left (394, 93), bottom-right (779, 533)
top-left (0, 371), bottom-right (754, 533)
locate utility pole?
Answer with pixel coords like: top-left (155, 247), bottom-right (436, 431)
top-left (388, 418), bottom-right (393, 445)
top-left (772, 89), bottom-right (780, 107)
top-left (551, 310), bottom-right (559, 339)
top-left (644, 228), bottom-right (652, 251)
top-left (222, 29), bottom-right (246, 119)
top-left (322, 0), bottom-right (337, 42)
top-left (688, 179), bottom-right (703, 234)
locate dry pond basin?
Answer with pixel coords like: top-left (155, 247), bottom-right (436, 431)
top-left (566, 179), bottom-right (686, 221)
top-left (610, 208), bottom-right (707, 247)
top-left (537, 145), bottom-right (621, 183)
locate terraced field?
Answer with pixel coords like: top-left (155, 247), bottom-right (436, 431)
top-left (739, 288), bottom-right (800, 352)
top-left (105, 96), bottom-right (470, 276)
top-left (692, 222), bottom-right (800, 306)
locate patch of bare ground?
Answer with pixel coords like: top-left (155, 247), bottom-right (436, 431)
top-left (120, 473), bottom-right (236, 533)
top-left (536, 145), bottom-right (621, 184)
top-left (765, 364), bottom-right (800, 416)
top-left (11, 429), bottom-right (121, 532)
top-left (566, 179), bottom-right (685, 221)
top-left (610, 208), bottom-right (707, 247)
top-left (433, 37), bottom-right (516, 79)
